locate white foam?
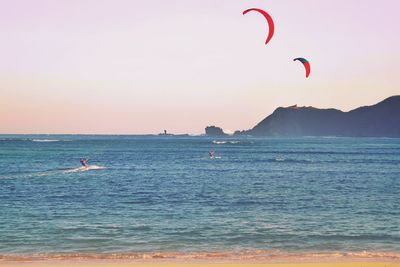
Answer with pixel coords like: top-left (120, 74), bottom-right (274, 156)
top-left (212, 140), bottom-right (240, 145)
top-left (32, 139), bottom-right (61, 142)
top-left (64, 165), bottom-right (105, 173)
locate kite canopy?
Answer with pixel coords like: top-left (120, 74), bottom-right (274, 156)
top-left (293, 58), bottom-right (311, 78)
top-left (243, 8), bottom-right (275, 45)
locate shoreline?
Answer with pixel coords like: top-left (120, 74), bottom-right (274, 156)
top-left (1, 251), bottom-right (400, 264)
top-left (0, 260), bottom-right (399, 267)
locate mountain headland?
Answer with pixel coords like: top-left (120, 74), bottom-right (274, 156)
top-left (207, 96), bottom-right (400, 137)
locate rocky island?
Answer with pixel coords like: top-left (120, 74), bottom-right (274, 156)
top-left (205, 126), bottom-right (228, 136)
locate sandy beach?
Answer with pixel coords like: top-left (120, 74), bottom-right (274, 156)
top-left (1, 252), bottom-right (399, 267)
top-left (0, 261), bottom-right (399, 267)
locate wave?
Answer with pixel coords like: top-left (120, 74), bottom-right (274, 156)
top-left (63, 165), bottom-right (106, 173)
top-left (0, 138), bottom-right (70, 142)
top-left (212, 140), bottom-right (240, 145)
top-left (31, 139), bottom-right (72, 142)
top-left (31, 139), bottom-right (61, 142)
top-left (271, 157), bottom-right (314, 163)
top-left (0, 166), bottom-right (106, 179)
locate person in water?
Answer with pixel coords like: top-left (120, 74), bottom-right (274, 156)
top-left (80, 158), bottom-right (89, 167)
top-left (209, 151), bottom-right (215, 159)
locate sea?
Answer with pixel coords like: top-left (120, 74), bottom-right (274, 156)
top-left (0, 135), bottom-right (399, 261)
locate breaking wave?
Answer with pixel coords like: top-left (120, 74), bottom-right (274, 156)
top-left (212, 140), bottom-right (240, 145)
top-left (31, 139), bottom-right (60, 142)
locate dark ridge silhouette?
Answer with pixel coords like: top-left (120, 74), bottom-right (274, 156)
top-left (235, 96), bottom-right (400, 137)
top-left (205, 126), bottom-right (227, 136)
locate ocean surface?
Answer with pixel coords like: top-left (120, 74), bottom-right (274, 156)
top-left (0, 135), bottom-right (399, 259)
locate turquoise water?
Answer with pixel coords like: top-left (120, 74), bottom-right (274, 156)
top-left (0, 135), bottom-right (399, 257)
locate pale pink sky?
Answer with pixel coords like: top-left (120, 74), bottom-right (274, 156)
top-left (0, 0), bottom-right (399, 134)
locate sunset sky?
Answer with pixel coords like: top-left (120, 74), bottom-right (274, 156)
top-left (1, 0), bottom-right (399, 134)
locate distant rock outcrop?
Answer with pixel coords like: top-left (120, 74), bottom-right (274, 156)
top-left (205, 126), bottom-right (227, 136)
top-left (235, 96), bottom-right (400, 137)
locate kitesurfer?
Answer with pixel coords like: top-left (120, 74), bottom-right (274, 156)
top-left (80, 158), bottom-right (89, 167)
top-left (209, 151), bottom-right (215, 159)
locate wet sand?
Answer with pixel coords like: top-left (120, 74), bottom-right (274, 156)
top-left (0, 252), bottom-right (399, 267)
top-left (0, 261), bottom-right (399, 267)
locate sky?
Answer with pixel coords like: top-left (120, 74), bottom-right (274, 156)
top-left (0, 0), bottom-right (399, 134)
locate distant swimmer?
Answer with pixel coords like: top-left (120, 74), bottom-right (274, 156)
top-left (209, 151), bottom-right (215, 159)
top-left (80, 158), bottom-right (89, 167)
